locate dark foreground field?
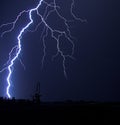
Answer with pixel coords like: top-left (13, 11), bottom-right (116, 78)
top-left (0, 99), bottom-right (120, 125)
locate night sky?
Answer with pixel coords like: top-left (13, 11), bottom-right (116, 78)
top-left (0, 0), bottom-right (120, 102)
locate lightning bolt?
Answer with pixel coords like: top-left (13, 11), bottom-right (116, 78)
top-left (0, 0), bottom-right (86, 98)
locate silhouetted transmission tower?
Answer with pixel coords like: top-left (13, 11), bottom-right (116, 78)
top-left (33, 81), bottom-right (41, 103)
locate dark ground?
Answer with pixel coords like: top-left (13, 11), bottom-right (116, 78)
top-left (0, 98), bottom-right (120, 125)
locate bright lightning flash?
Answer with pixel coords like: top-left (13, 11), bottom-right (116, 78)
top-left (0, 0), bottom-right (86, 98)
